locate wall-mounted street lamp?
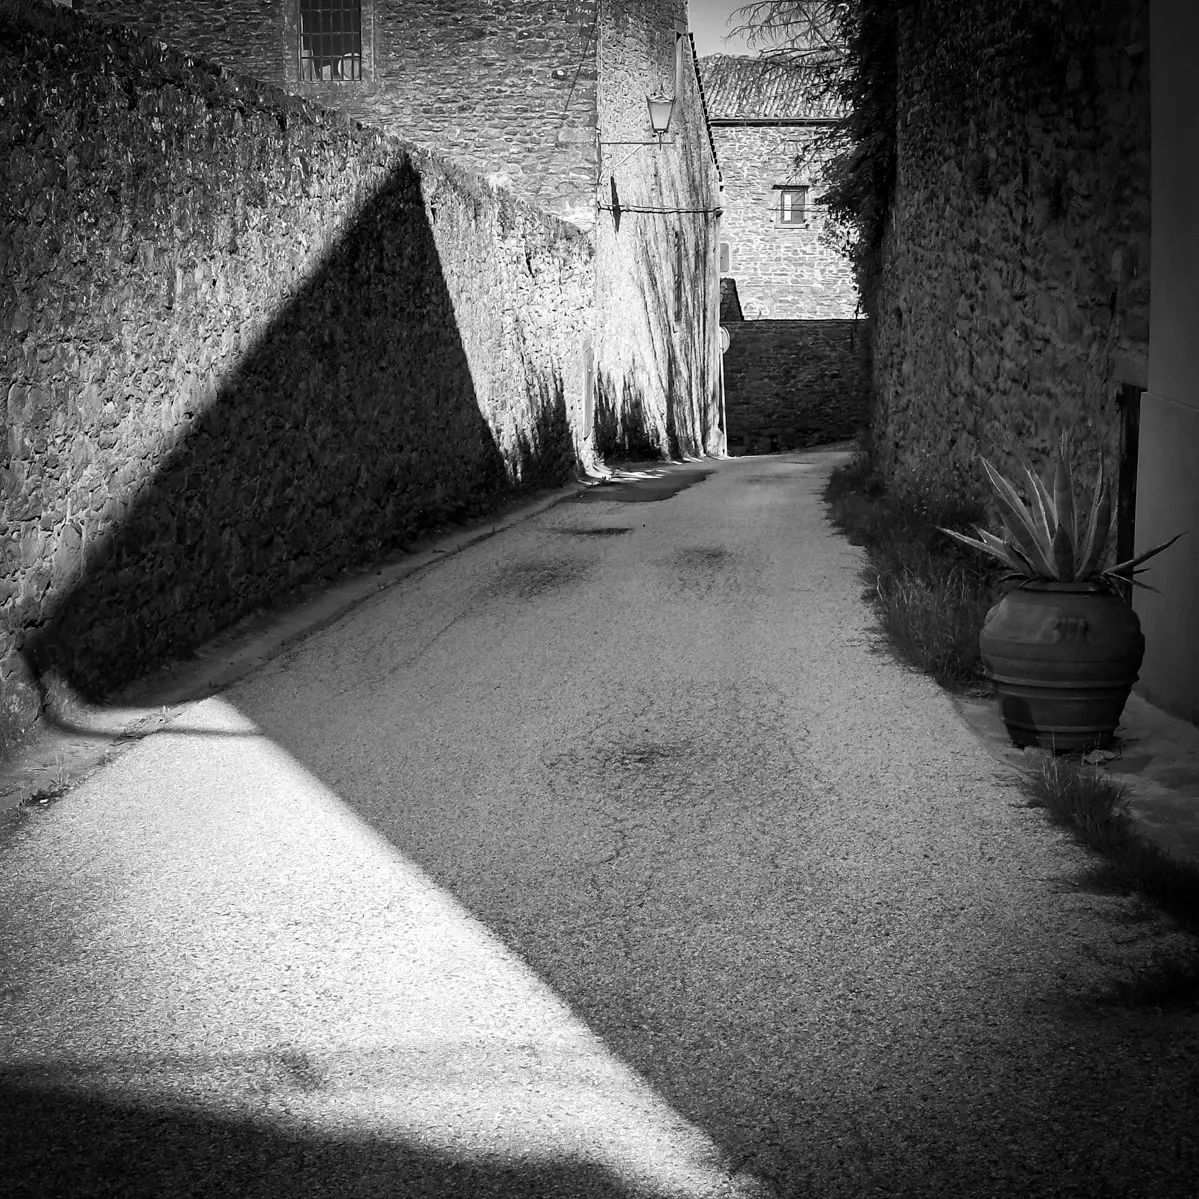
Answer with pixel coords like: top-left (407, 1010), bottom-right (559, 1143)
top-left (600, 94), bottom-right (677, 148)
top-left (646, 94), bottom-right (675, 141)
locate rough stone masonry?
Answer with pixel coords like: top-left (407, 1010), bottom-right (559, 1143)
top-left (0, 0), bottom-right (595, 751)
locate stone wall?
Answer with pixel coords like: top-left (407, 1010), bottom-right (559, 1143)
top-left (870, 0), bottom-right (1151, 511)
top-left (723, 320), bottom-right (869, 454)
top-left (1, 0), bottom-right (595, 751)
top-left (592, 0), bottom-right (724, 460)
top-left (712, 123), bottom-right (858, 320)
top-left (76, 0), bottom-right (727, 461)
top-left (80, 0), bottom-right (601, 226)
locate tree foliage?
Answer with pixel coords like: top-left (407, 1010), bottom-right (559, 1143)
top-left (733, 1), bottom-right (853, 101)
top-left (732, 2), bottom-right (901, 314)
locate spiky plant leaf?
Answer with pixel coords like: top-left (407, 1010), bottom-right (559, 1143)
top-left (981, 527), bottom-right (1039, 576)
top-left (1051, 522), bottom-right (1075, 581)
top-left (1020, 459), bottom-right (1056, 548)
top-left (942, 443), bottom-right (1182, 589)
top-left (1102, 570), bottom-right (1163, 594)
top-left (1028, 463), bottom-right (1058, 535)
top-left (1107, 531), bottom-right (1187, 577)
top-left (980, 459), bottom-right (1056, 575)
top-left (1077, 470), bottom-right (1112, 580)
top-left (937, 526), bottom-right (1028, 573)
top-left (995, 535), bottom-right (1039, 578)
top-left (975, 527), bottom-right (1021, 558)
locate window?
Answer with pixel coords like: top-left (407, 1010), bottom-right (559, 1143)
top-left (777, 186), bottom-right (808, 225)
top-left (719, 242), bottom-right (731, 274)
top-left (299, 0), bottom-right (362, 81)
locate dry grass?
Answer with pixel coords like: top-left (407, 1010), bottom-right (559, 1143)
top-left (1022, 753), bottom-right (1132, 849)
top-left (1020, 753), bottom-right (1199, 1009)
top-left (871, 560), bottom-right (994, 687)
top-left (824, 452), bottom-right (995, 688)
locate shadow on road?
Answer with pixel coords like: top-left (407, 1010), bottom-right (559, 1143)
top-left (0, 1074), bottom-right (635, 1199)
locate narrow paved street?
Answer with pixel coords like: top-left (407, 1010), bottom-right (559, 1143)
top-left (2, 449), bottom-right (1197, 1198)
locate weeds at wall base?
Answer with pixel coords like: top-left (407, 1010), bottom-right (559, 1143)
top-left (823, 450), bottom-right (996, 689)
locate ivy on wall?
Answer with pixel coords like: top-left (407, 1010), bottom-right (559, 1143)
top-left (735, 0), bottom-right (1093, 315)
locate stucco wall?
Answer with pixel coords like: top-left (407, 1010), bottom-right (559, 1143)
top-left (592, 0), bottom-right (723, 459)
top-left (80, 0), bottom-right (601, 226)
top-left (723, 320), bottom-right (869, 453)
top-left (1137, 0), bottom-right (1199, 723)
top-left (1, 0), bottom-right (595, 751)
top-left (712, 124), bottom-right (857, 320)
top-left (869, 0), bottom-right (1151, 514)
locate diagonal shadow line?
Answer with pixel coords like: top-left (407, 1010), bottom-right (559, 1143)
top-left (19, 150), bottom-right (574, 711)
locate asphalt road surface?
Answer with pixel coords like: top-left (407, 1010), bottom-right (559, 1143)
top-left (2, 450), bottom-right (1198, 1198)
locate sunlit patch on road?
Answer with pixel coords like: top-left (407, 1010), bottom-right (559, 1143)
top-left (0, 696), bottom-right (765, 1197)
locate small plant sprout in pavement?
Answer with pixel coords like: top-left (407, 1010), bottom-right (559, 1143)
top-left (25, 759), bottom-right (70, 808)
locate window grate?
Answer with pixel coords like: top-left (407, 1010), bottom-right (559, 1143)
top-left (299, 0), bottom-right (362, 82)
top-left (778, 186), bottom-right (807, 225)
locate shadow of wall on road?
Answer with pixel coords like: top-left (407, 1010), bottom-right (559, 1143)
top-left (229, 662), bottom-right (1199, 1197)
top-left (8, 499), bottom-right (1199, 1194)
top-left (0, 1067), bottom-right (636, 1199)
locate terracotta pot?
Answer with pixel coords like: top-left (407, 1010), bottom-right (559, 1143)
top-left (979, 581), bottom-right (1145, 751)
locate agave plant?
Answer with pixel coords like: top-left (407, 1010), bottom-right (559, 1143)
top-left (939, 433), bottom-right (1184, 592)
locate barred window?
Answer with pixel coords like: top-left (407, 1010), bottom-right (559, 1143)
top-left (777, 186), bottom-right (808, 225)
top-left (299, 0), bottom-right (362, 82)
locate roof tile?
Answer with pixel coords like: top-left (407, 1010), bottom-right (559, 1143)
top-left (698, 54), bottom-right (844, 121)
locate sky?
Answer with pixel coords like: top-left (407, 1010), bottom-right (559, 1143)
top-left (687, 1), bottom-right (761, 57)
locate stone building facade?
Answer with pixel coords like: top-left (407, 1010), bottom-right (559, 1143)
top-left (83, 0), bottom-right (602, 226)
top-left (591, 5), bottom-right (723, 457)
top-left (696, 55), bottom-right (864, 454)
top-left (699, 55), bottom-right (857, 320)
top-left (80, 0), bottom-right (725, 459)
